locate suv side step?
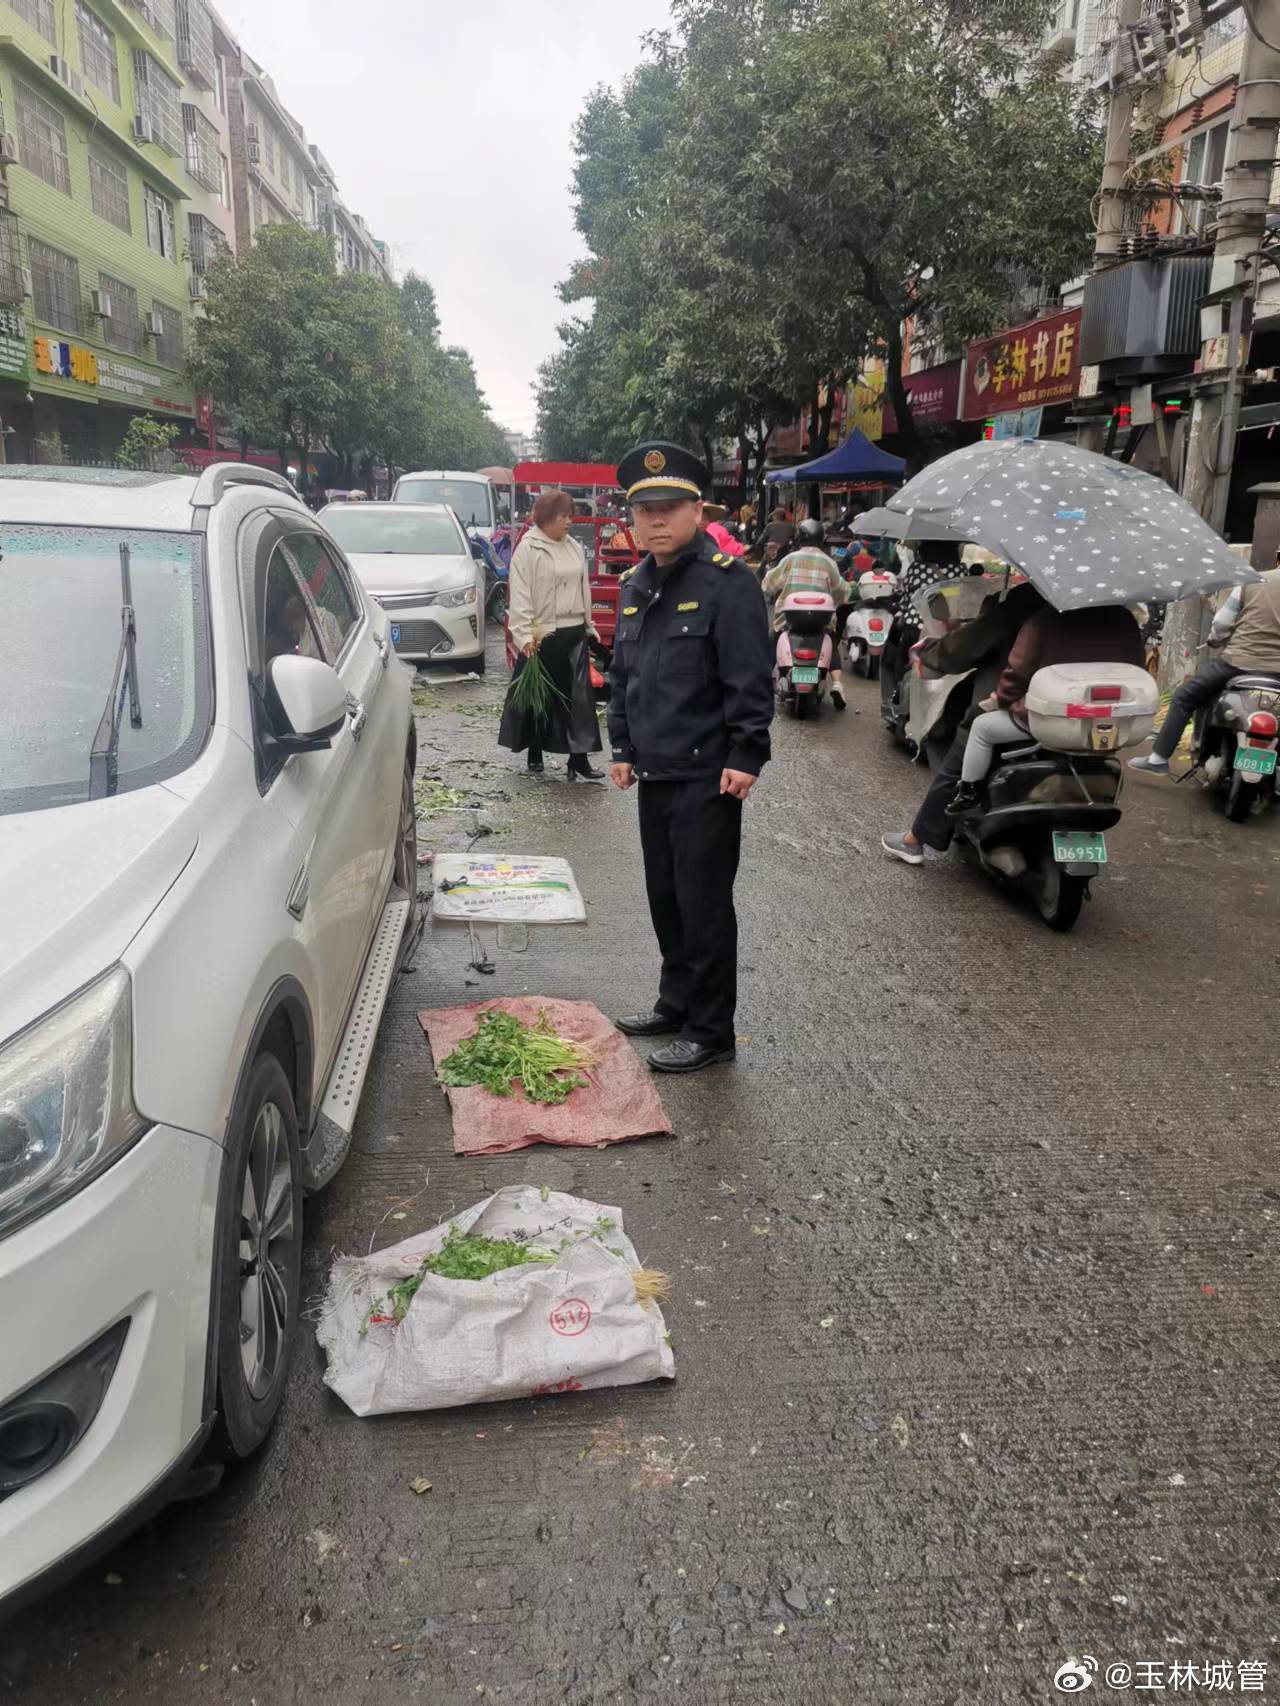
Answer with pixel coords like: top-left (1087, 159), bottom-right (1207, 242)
top-left (302, 891), bottom-right (410, 1192)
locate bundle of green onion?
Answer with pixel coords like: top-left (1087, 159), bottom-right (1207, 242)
top-left (508, 645), bottom-right (568, 721)
top-left (437, 1008), bottom-right (595, 1106)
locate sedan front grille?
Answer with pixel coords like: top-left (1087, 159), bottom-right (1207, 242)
top-left (371, 590), bottom-right (438, 612)
top-left (389, 619), bottom-right (452, 654)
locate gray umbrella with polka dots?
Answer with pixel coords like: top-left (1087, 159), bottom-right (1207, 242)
top-left (860, 440), bottom-right (1257, 610)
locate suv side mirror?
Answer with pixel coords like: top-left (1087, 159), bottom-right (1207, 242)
top-left (268, 654), bottom-right (348, 751)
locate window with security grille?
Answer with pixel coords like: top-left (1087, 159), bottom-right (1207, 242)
top-left (182, 103), bottom-right (219, 192)
top-left (99, 274), bottom-right (142, 354)
top-left (16, 80), bottom-right (71, 194)
top-left (78, 3), bottom-right (121, 103)
top-left (151, 300), bottom-right (182, 368)
top-left (264, 125), bottom-right (276, 175)
top-left (144, 184), bottom-right (177, 259)
top-left (146, 0), bottom-right (177, 45)
top-left (29, 240), bottom-right (81, 334)
top-left (176, 0), bottom-right (216, 90)
top-left (89, 147), bottom-right (132, 232)
top-left (187, 210), bottom-right (218, 273)
top-left (134, 51), bottom-right (184, 155)
top-left (0, 211), bottom-right (24, 307)
top-left (12, 0), bottom-right (56, 43)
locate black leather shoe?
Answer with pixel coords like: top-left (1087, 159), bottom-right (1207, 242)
top-left (945, 782), bottom-right (979, 818)
top-left (649, 1039), bottom-right (736, 1074)
top-left (526, 757), bottom-right (544, 775)
top-left (568, 761), bottom-right (606, 783)
top-left (616, 1011), bottom-right (681, 1037)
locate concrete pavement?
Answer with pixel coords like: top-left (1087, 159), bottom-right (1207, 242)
top-left (14, 635), bottom-right (1280, 1705)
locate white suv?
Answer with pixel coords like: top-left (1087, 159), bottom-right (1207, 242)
top-left (0, 465), bottom-right (418, 1613)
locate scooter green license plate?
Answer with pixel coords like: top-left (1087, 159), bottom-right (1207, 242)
top-left (790, 665), bottom-right (820, 685)
top-left (1235, 746), bottom-right (1277, 776)
top-left (1053, 830), bottom-right (1108, 865)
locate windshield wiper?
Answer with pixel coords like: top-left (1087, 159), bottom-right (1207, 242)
top-left (88, 544), bottom-right (143, 800)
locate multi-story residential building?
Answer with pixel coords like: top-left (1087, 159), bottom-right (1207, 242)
top-left (0, 0), bottom-right (211, 460)
top-left (310, 143), bottom-right (392, 281)
top-left (227, 53), bottom-right (320, 250)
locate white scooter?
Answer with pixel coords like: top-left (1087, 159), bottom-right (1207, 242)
top-left (843, 571), bottom-right (897, 678)
top-left (775, 589), bottom-right (836, 719)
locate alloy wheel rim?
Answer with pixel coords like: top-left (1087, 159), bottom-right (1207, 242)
top-left (238, 1101), bottom-right (295, 1401)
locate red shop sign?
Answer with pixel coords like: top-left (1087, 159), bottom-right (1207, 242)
top-left (962, 308), bottom-right (1081, 421)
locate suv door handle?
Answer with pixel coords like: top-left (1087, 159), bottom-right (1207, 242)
top-left (346, 694), bottom-right (367, 741)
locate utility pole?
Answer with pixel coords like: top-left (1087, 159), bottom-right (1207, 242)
top-left (1165, 0), bottom-right (1280, 685)
top-left (1079, 0), bottom-right (1145, 452)
top-left (1181, 0), bottom-right (1280, 530)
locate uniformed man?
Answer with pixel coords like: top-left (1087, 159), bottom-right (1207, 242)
top-left (609, 442), bottom-right (775, 1074)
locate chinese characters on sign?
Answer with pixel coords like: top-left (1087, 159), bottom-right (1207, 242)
top-left (880, 358), bottom-right (964, 435)
top-left (34, 337), bottom-right (99, 385)
top-left (963, 308), bottom-right (1082, 421)
top-left (0, 309), bottom-right (29, 379)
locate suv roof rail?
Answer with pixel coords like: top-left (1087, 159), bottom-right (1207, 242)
top-left (191, 464), bottom-right (299, 507)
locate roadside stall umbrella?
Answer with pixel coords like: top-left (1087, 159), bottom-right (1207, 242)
top-left (871, 440), bottom-right (1257, 610)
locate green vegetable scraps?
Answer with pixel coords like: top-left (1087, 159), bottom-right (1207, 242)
top-left (509, 644), bottom-right (568, 722)
top-left (438, 1008), bottom-right (594, 1106)
top-left (377, 1228), bottom-right (554, 1325)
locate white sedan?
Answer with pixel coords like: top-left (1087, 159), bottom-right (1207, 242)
top-left (320, 501), bottom-right (488, 672)
top-left (0, 464), bottom-right (417, 1613)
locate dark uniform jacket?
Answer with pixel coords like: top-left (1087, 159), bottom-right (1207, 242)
top-left (607, 534), bottom-right (774, 781)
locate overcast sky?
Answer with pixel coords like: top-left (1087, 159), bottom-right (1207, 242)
top-left (220, 0), bottom-right (674, 435)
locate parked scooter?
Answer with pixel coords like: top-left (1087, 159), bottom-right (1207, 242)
top-left (775, 589), bottom-right (836, 719)
top-left (948, 662), bottom-right (1158, 931)
top-left (1190, 669), bottom-right (1280, 821)
top-left (843, 571), bottom-right (897, 679)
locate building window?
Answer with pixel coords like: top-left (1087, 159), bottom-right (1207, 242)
top-left (251, 183), bottom-right (263, 230)
top-left (12, 0), bottom-right (56, 44)
top-left (146, 0), bottom-right (177, 46)
top-left (99, 274), bottom-right (142, 354)
top-left (187, 210), bottom-right (224, 273)
top-left (78, 2), bottom-right (121, 103)
top-left (175, 0), bottom-right (216, 91)
top-left (15, 80), bottom-right (71, 195)
top-left (264, 124), bottom-right (276, 175)
top-left (29, 240), bottom-right (81, 335)
top-left (134, 51), bottom-right (184, 156)
top-left (151, 300), bottom-right (182, 368)
top-left (182, 102), bottom-right (220, 192)
top-left (220, 152), bottom-right (231, 208)
top-left (144, 184), bottom-right (177, 259)
top-left (88, 146), bottom-right (132, 232)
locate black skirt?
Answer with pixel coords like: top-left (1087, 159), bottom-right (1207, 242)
top-left (498, 623), bottom-right (603, 757)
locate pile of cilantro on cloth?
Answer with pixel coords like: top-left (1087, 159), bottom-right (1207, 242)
top-left (437, 1007), bottom-right (595, 1106)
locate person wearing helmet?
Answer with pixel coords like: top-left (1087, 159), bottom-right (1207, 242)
top-left (761, 518), bottom-right (850, 710)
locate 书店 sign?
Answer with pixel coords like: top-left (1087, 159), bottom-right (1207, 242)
top-left (962, 309), bottom-right (1082, 421)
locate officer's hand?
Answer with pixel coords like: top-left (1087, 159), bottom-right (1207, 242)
top-left (611, 763), bottom-right (636, 790)
top-left (720, 769), bottom-right (757, 800)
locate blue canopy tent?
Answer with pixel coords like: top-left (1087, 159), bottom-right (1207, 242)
top-left (764, 428), bottom-right (906, 485)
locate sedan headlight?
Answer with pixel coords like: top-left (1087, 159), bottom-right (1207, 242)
top-left (436, 583), bottom-right (478, 608)
top-left (0, 968), bottom-right (148, 1238)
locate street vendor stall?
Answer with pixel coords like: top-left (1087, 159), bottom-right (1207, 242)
top-left (765, 427), bottom-right (906, 525)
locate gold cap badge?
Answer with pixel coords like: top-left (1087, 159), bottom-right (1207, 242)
top-left (644, 449), bottom-right (667, 474)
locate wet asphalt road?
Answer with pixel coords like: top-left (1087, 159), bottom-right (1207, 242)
top-left (14, 631), bottom-right (1280, 1706)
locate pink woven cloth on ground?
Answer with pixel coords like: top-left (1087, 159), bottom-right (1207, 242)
top-left (419, 997), bottom-right (674, 1157)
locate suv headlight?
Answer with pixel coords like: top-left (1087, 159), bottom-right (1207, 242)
top-left (0, 968), bottom-right (147, 1238)
top-left (436, 583), bottom-right (478, 608)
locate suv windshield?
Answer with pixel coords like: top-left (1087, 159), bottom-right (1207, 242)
top-left (1, 525), bottom-right (208, 816)
top-left (395, 479), bottom-right (493, 528)
top-left (322, 507), bottom-right (465, 556)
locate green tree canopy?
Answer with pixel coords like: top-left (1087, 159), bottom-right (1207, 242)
top-left (538, 0), bottom-right (1100, 475)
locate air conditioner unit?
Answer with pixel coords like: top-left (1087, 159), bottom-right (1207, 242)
top-left (49, 56), bottom-right (83, 97)
top-left (145, 309), bottom-right (165, 337)
top-left (246, 122), bottom-right (260, 143)
top-left (248, 141), bottom-right (261, 165)
top-left (21, 267), bottom-right (33, 300)
top-left (189, 274), bottom-right (208, 301)
top-left (0, 133), bottom-right (17, 167)
top-left (90, 289), bottom-right (113, 318)
top-left (134, 116), bottom-right (155, 144)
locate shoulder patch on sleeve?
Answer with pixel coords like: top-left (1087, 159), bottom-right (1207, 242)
top-left (712, 552), bottom-right (731, 568)
top-left (622, 605), bottom-right (639, 616)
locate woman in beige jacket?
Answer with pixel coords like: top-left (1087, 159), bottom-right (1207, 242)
top-left (498, 489), bottom-right (604, 779)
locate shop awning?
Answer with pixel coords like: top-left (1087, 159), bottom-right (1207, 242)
top-left (764, 428), bottom-right (905, 484)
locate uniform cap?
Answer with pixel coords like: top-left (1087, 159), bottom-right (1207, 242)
top-left (618, 441), bottom-right (709, 505)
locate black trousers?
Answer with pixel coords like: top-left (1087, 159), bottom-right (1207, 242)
top-left (911, 728), bottom-right (967, 853)
top-left (638, 776), bottom-right (743, 1049)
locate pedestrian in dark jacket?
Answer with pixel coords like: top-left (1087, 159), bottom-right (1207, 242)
top-left (609, 441), bottom-right (774, 1075)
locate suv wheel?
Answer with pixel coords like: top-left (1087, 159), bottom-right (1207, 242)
top-left (208, 1054), bottom-right (302, 1460)
top-left (394, 752), bottom-right (417, 891)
